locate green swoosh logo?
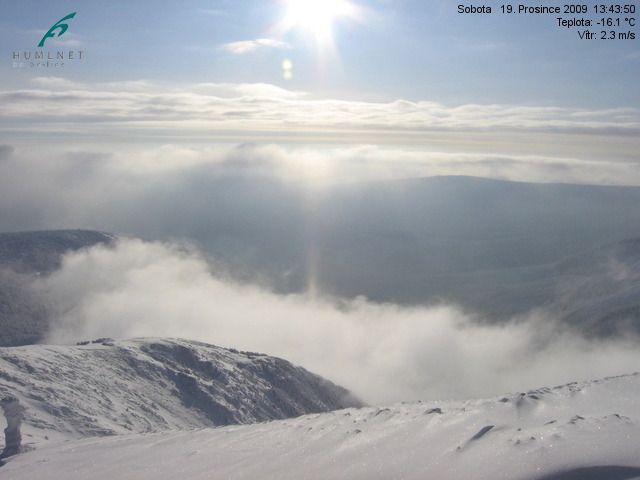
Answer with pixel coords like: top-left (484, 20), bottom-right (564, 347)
top-left (38, 12), bottom-right (76, 48)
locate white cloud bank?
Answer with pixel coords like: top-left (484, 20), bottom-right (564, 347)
top-left (38, 239), bottom-right (640, 404)
top-left (2, 141), bottom-right (640, 238)
top-left (2, 78), bottom-right (637, 176)
top-left (1, 78), bottom-right (638, 140)
top-left (222, 38), bottom-right (291, 54)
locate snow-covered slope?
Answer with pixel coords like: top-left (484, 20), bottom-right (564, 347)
top-left (2, 372), bottom-right (639, 480)
top-left (0, 338), bottom-right (362, 446)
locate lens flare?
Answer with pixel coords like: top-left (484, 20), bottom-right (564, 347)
top-left (280, 0), bottom-right (358, 44)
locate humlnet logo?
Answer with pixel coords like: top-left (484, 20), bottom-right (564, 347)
top-left (38, 12), bottom-right (76, 47)
top-left (12, 12), bottom-right (84, 69)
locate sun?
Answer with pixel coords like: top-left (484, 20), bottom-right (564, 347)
top-left (280, 0), bottom-right (358, 43)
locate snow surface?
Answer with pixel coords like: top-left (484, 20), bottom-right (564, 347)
top-left (0, 338), bottom-right (361, 447)
top-left (2, 370), bottom-right (640, 480)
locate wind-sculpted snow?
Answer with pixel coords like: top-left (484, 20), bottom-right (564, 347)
top-left (1, 372), bottom-right (639, 479)
top-left (0, 338), bottom-right (362, 446)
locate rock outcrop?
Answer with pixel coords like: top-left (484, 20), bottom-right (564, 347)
top-left (1, 396), bottom-right (25, 459)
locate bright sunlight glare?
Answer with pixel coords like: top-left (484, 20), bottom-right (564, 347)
top-left (281, 0), bottom-right (358, 43)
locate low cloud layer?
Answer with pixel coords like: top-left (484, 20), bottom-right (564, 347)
top-left (38, 239), bottom-right (640, 404)
top-left (2, 78), bottom-right (639, 141)
top-left (2, 141), bottom-right (640, 238)
top-left (2, 78), bottom-right (637, 191)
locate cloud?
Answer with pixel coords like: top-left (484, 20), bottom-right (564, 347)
top-left (30, 77), bottom-right (79, 89)
top-left (2, 142), bottom-right (640, 237)
top-left (48, 32), bottom-right (83, 48)
top-left (191, 82), bottom-right (304, 99)
top-left (28, 77), bottom-right (156, 92)
top-left (3, 143), bottom-right (640, 402)
top-left (1, 80), bottom-right (638, 144)
top-left (624, 51), bottom-right (640, 60)
top-left (28, 29), bottom-right (83, 48)
top-left (37, 238), bottom-right (640, 404)
top-left (222, 38), bottom-right (291, 54)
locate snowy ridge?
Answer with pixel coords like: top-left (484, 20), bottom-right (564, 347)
top-left (2, 372), bottom-right (639, 479)
top-left (0, 338), bottom-right (362, 446)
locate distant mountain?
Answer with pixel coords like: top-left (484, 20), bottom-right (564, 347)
top-left (409, 236), bottom-right (640, 335)
top-left (3, 370), bottom-right (639, 480)
top-left (307, 176), bottom-right (640, 309)
top-left (126, 175), bottom-right (640, 318)
top-left (544, 238), bottom-right (640, 336)
top-left (0, 229), bottom-right (114, 274)
top-left (0, 230), bottom-right (114, 346)
top-left (301, 177), bottom-right (640, 332)
top-left (0, 338), bottom-right (362, 445)
top-left (3, 174), bottom-right (640, 344)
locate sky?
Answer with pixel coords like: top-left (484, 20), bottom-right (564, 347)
top-left (0, 0), bottom-right (638, 186)
top-left (1, 0), bottom-right (639, 105)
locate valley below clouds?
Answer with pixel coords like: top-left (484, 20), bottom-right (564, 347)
top-left (34, 237), bottom-right (640, 405)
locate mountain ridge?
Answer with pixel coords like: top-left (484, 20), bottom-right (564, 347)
top-left (0, 337), bottom-right (363, 446)
top-left (0, 229), bottom-right (115, 346)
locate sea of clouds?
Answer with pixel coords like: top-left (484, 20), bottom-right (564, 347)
top-left (36, 238), bottom-right (640, 404)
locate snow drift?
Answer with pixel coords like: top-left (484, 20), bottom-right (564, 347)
top-left (2, 372), bottom-right (639, 480)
